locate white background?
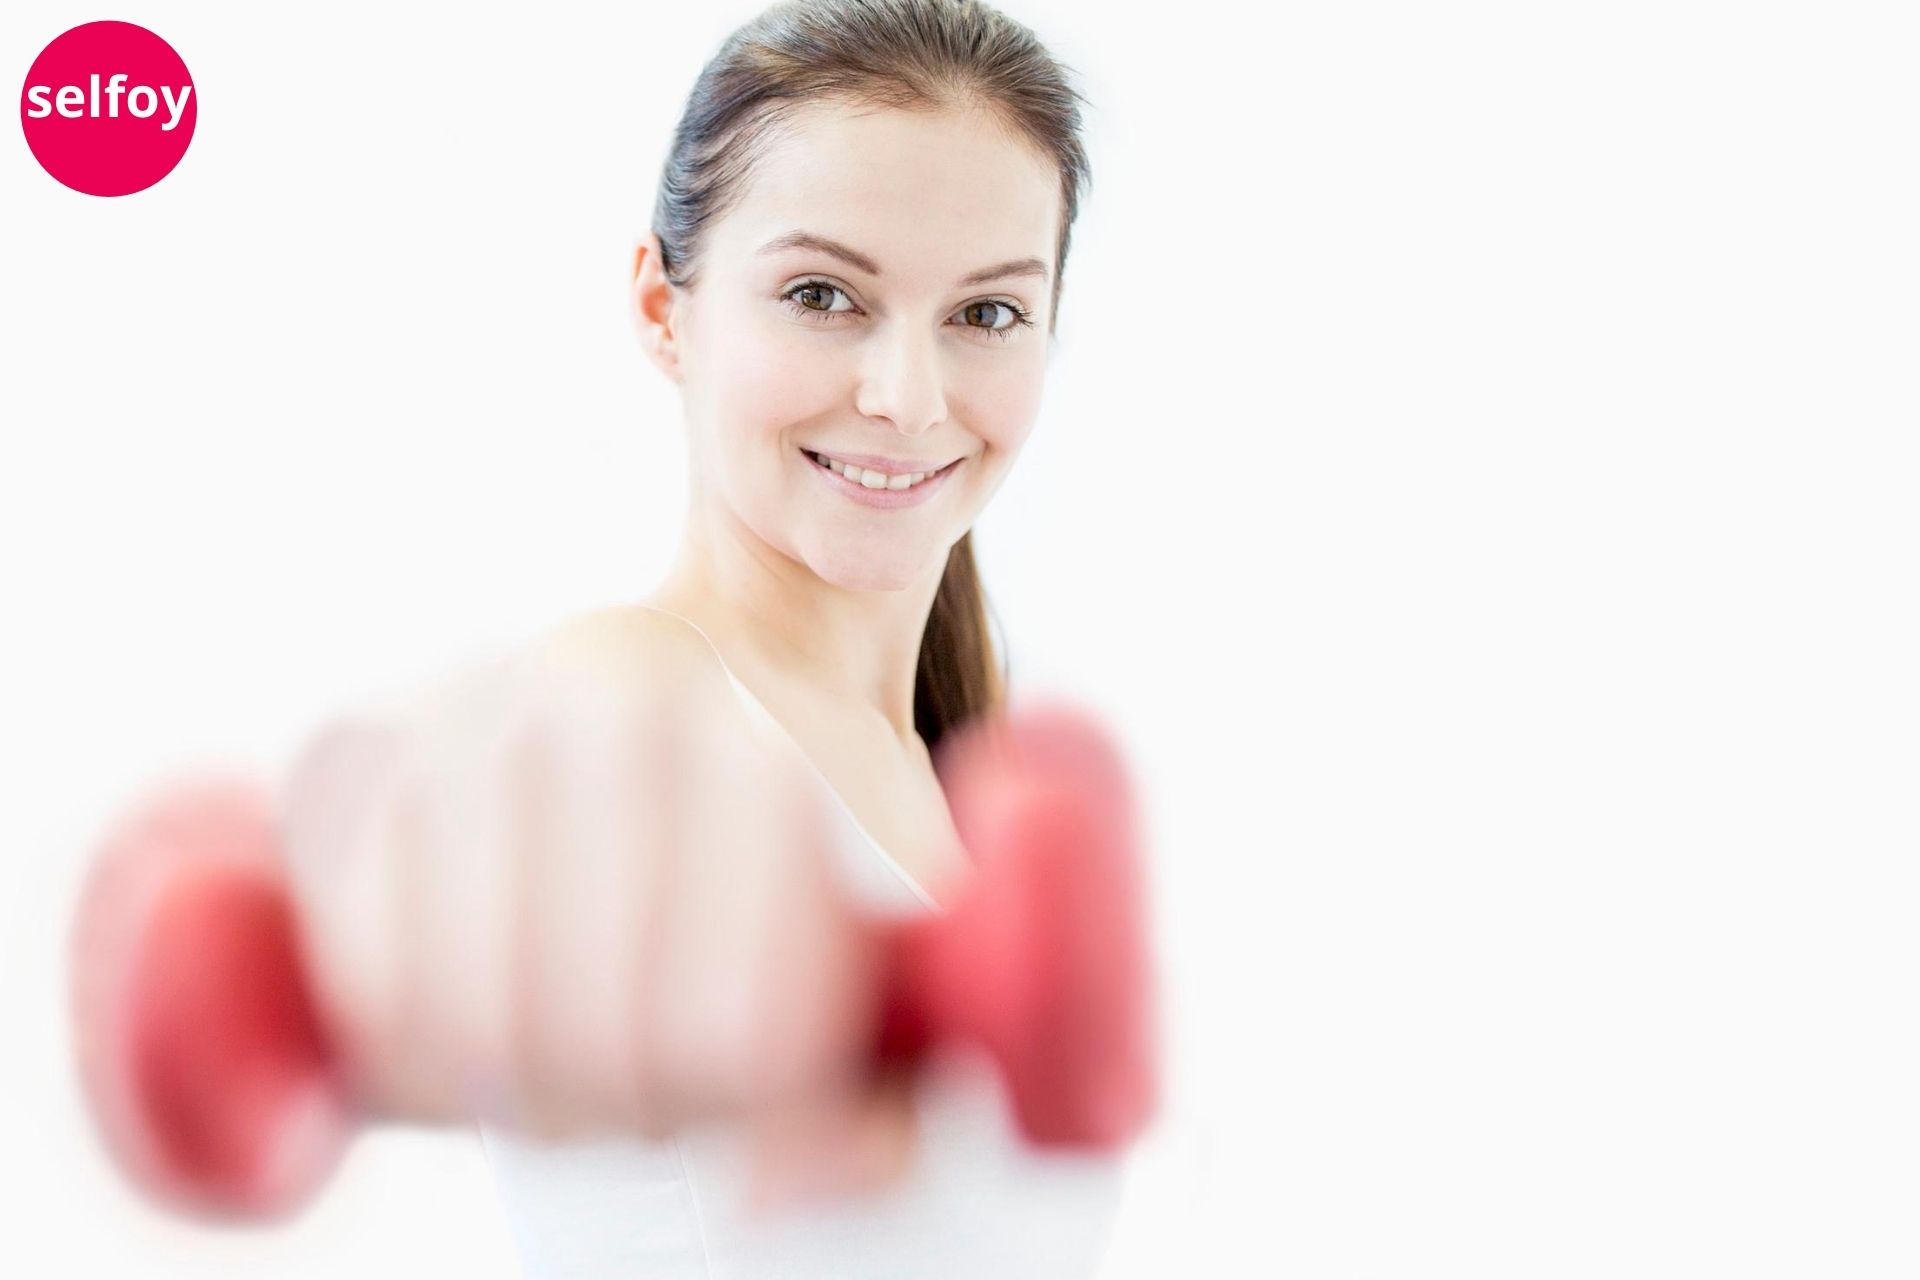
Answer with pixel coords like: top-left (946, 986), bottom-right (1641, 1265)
top-left (4, 0), bottom-right (1916, 1275)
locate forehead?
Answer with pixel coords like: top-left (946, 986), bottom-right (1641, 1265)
top-left (714, 101), bottom-right (1061, 283)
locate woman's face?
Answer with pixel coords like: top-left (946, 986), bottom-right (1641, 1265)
top-left (646, 102), bottom-right (1062, 593)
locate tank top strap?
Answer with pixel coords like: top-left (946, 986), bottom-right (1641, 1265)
top-left (632, 604), bottom-right (939, 912)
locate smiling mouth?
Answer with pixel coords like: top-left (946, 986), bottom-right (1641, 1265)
top-left (802, 449), bottom-right (960, 490)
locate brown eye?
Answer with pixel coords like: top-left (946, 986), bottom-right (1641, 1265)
top-left (963, 301), bottom-right (1005, 328)
top-left (794, 283), bottom-right (838, 312)
top-left (960, 298), bottom-right (1033, 342)
top-left (780, 280), bottom-right (858, 324)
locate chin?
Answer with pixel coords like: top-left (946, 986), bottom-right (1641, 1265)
top-left (809, 547), bottom-right (935, 593)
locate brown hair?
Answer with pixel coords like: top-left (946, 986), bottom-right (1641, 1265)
top-left (649, 0), bottom-right (1093, 753)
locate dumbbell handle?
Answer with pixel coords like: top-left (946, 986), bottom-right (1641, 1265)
top-left (69, 700), bottom-right (1158, 1222)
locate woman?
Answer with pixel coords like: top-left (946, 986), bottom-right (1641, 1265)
top-left (56, 0), bottom-right (1131, 1265)
top-left (473, 0), bottom-right (1128, 1274)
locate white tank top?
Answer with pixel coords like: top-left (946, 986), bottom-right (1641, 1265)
top-left (477, 608), bottom-right (1128, 1278)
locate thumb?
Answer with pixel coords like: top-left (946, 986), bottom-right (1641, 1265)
top-left (742, 1069), bottom-right (922, 1217)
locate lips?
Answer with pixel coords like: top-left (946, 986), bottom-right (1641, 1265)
top-left (802, 446), bottom-right (963, 507)
top-left (802, 449), bottom-right (959, 477)
top-left (804, 449), bottom-right (955, 484)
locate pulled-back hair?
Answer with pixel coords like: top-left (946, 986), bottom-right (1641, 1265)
top-left (651, 0), bottom-right (1093, 752)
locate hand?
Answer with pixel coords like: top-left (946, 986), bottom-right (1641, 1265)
top-left (70, 625), bottom-right (1155, 1222)
top-left (276, 635), bottom-right (896, 1171)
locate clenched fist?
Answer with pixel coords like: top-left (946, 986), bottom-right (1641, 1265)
top-left (70, 611), bottom-right (1156, 1223)
top-left (278, 623), bottom-right (884, 1149)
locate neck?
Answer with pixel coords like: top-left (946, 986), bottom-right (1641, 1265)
top-left (650, 493), bottom-right (948, 747)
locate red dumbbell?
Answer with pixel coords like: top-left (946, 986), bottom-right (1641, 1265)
top-left (68, 699), bottom-right (1159, 1222)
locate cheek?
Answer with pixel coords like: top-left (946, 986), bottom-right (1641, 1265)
top-left (699, 315), bottom-right (844, 449)
top-left (961, 355), bottom-right (1047, 455)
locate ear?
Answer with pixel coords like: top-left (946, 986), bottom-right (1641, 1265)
top-left (632, 232), bottom-right (685, 385)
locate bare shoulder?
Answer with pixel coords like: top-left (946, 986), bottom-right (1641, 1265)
top-left (522, 604), bottom-right (824, 815)
top-left (522, 603), bottom-right (740, 718)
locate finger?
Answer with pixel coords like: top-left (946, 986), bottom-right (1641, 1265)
top-left (277, 717), bottom-right (407, 1113)
top-left (747, 753), bottom-right (886, 1108)
top-left (366, 775), bottom-right (445, 1117)
top-left (426, 717), bottom-right (532, 1121)
top-left (641, 693), bottom-right (870, 1130)
top-left (640, 697), bottom-right (788, 1125)
top-left (352, 656), bottom-right (528, 1122)
top-left (509, 687), bottom-right (676, 1139)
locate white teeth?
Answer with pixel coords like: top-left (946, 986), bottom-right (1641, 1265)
top-left (812, 451), bottom-right (937, 490)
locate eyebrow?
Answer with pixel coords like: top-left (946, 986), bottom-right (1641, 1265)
top-left (756, 230), bottom-right (1051, 287)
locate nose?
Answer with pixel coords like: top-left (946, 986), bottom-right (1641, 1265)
top-left (853, 319), bottom-right (948, 438)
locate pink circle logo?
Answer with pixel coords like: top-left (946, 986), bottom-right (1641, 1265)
top-left (20, 21), bottom-right (197, 197)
